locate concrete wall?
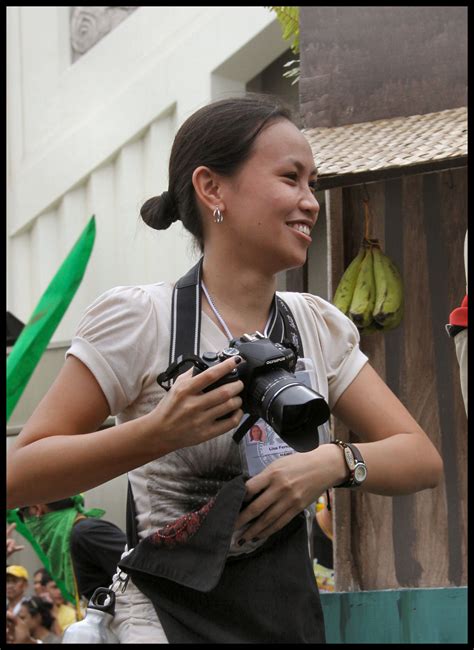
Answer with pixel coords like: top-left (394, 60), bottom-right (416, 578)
top-left (7, 6), bottom-right (289, 335)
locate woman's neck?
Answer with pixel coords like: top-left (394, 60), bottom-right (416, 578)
top-left (201, 253), bottom-right (276, 339)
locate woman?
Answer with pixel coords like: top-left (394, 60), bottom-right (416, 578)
top-left (17, 596), bottom-right (62, 643)
top-left (7, 94), bottom-right (443, 643)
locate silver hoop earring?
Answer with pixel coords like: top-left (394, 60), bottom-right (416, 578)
top-left (213, 207), bottom-right (224, 224)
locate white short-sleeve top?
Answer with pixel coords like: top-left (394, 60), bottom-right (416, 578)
top-left (66, 283), bottom-right (368, 540)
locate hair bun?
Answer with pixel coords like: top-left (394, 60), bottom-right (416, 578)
top-left (140, 191), bottom-right (178, 230)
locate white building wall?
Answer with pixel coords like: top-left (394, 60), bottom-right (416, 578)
top-left (7, 6), bottom-right (288, 340)
top-left (6, 5), bottom-right (290, 578)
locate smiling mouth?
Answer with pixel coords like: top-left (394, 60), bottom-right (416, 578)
top-left (287, 223), bottom-right (312, 238)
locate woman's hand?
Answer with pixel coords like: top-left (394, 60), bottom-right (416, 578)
top-left (234, 443), bottom-right (346, 543)
top-left (145, 355), bottom-right (245, 453)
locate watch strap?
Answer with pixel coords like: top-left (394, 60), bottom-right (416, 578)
top-left (331, 439), bottom-right (366, 487)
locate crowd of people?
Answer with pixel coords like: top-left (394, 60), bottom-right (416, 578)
top-left (6, 498), bottom-right (127, 644)
top-left (6, 561), bottom-right (75, 643)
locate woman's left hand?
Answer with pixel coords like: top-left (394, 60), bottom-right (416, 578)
top-left (234, 443), bottom-right (346, 543)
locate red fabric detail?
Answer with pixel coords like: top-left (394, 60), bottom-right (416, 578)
top-left (449, 294), bottom-right (468, 327)
top-left (150, 499), bottom-right (216, 549)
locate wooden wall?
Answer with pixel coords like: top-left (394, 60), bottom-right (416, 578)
top-left (299, 6), bottom-right (467, 128)
top-left (325, 167), bottom-right (467, 590)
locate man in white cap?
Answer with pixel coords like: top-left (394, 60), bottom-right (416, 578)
top-left (6, 565), bottom-right (29, 615)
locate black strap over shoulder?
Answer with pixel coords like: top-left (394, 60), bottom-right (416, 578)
top-left (169, 259), bottom-right (203, 366)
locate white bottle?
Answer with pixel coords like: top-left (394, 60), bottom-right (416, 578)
top-left (62, 587), bottom-right (119, 644)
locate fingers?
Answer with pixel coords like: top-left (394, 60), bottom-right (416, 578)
top-left (206, 395), bottom-right (243, 421)
top-left (187, 356), bottom-right (243, 393)
top-left (235, 486), bottom-right (296, 542)
top-left (241, 505), bottom-right (296, 543)
top-left (205, 408), bottom-right (245, 437)
top-left (170, 358), bottom-right (244, 408)
top-left (7, 522), bottom-right (16, 536)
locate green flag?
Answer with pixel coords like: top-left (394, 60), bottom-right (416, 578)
top-left (7, 215), bottom-right (96, 421)
top-left (6, 508), bottom-right (73, 603)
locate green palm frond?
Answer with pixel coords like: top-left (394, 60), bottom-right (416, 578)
top-left (267, 6), bottom-right (300, 54)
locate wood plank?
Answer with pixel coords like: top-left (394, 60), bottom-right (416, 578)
top-left (400, 174), bottom-right (449, 586)
top-left (353, 181), bottom-right (397, 590)
top-left (325, 187), bottom-right (355, 590)
top-left (325, 187), bottom-right (344, 300)
top-left (313, 158), bottom-right (467, 191)
top-left (436, 167), bottom-right (468, 584)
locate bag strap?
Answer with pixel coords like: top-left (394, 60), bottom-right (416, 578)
top-left (126, 478), bottom-right (140, 550)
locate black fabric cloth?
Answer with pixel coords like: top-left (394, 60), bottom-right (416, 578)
top-left (70, 517), bottom-right (127, 600)
top-left (119, 476), bottom-right (326, 643)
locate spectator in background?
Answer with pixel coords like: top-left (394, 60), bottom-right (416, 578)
top-left (6, 565), bottom-right (29, 615)
top-left (17, 596), bottom-right (62, 643)
top-left (43, 572), bottom-right (77, 635)
top-left (32, 567), bottom-right (50, 598)
top-left (18, 495), bottom-right (126, 603)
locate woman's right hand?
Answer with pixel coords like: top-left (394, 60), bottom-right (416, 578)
top-left (145, 355), bottom-right (245, 452)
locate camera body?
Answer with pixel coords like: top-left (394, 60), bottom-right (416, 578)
top-left (193, 332), bottom-right (329, 452)
top-left (197, 332), bottom-right (297, 402)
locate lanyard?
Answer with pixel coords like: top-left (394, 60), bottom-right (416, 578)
top-left (201, 281), bottom-right (276, 341)
top-left (166, 258), bottom-right (304, 382)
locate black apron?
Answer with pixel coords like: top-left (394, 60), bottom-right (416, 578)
top-left (119, 475), bottom-right (326, 643)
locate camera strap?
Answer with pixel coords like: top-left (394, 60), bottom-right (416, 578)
top-left (168, 257), bottom-right (304, 378)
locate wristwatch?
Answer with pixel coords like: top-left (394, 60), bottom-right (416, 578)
top-left (331, 439), bottom-right (367, 487)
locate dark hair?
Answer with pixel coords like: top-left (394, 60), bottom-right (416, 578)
top-left (22, 596), bottom-right (55, 630)
top-left (18, 498), bottom-right (75, 523)
top-left (140, 93), bottom-right (296, 251)
top-left (33, 567), bottom-right (49, 581)
top-left (39, 570), bottom-right (53, 587)
top-left (45, 497), bottom-right (75, 511)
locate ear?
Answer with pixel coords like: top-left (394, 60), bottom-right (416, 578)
top-left (192, 166), bottom-right (225, 213)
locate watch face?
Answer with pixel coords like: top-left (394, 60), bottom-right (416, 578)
top-left (354, 464), bottom-right (367, 483)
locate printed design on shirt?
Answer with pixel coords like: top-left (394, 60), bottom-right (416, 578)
top-left (148, 498), bottom-right (216, 548)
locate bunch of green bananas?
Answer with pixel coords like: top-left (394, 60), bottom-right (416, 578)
top-left (332, 238), bottom-right (404, 334)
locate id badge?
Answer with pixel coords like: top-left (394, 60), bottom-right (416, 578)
top-left (239, 358), bottom-right (330, 477)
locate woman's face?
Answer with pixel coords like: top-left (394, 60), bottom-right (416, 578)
top-left (18, 604), bottom-right (39, 634)
top-left (219, 119), bottom-right (320, 274)
top-left (33, 573), bottom-right (47, 597)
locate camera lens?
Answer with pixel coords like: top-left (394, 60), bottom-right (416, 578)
top-left (249, 371), bottom-right (329, 452)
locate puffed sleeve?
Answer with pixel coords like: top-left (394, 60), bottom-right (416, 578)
top-left (302, 293), bottom-right (369, 409)
top-left (66, 286), bottom-right (160, 415)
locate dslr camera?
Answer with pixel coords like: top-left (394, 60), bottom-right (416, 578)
top-left (158, 331), bottom-right (329, 452)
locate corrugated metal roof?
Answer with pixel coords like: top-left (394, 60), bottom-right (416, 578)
top-left (303, 106), bottom-right (467, 187)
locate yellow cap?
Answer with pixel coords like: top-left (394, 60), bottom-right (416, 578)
top-left (7, 565), bottom-right (29, 580)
